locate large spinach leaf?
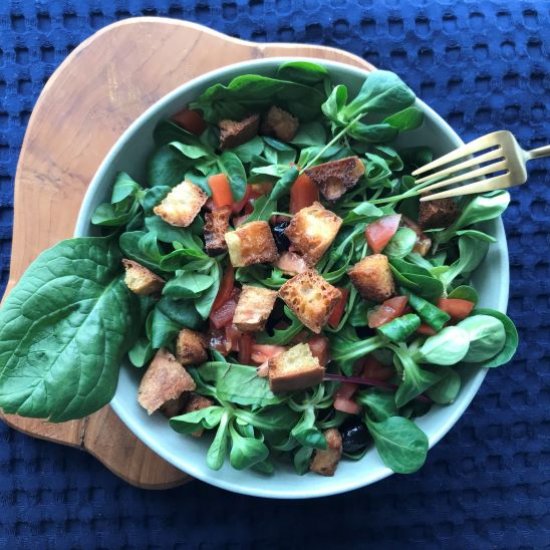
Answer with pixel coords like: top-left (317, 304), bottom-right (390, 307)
top-left (0, 237), bottom-right (138, 421)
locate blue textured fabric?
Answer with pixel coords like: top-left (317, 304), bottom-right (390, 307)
top-left (0, 1), bottom-right (549, 548)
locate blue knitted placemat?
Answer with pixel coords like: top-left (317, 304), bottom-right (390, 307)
top-left (0, 1), bottom-right (548, 548)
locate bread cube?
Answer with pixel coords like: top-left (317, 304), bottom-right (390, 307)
top-left (137, 349), bottom-right (196, 415)
top-left (233, 285), bottom-right (278, 332)
top-left (224, 220), bottom-right (278, 267)
top-left (305, 156), bottom-right (365, 200)
top-left (278, 270), bottom-right (340, 333)
top-left (204, 205), bottom-right (231, 256)
top-left (261, 106), bottom-right (299, 142)
top-left (153, 180), bottom-right (208, 227)
top-left (175, 328), bottom-right (208, 366)
top-left (348, 254), bottom-right (395, 303)
top-left (310, 429), bottom-right (343, 476)
top-left (268, 343), bottom-right (325, 392)
top-left (418, 198), bottom-right (459, 229)
top-left (219, 114), bottom-right (260, 149)
top-left (184, 393), bottom-right (215, 437)
top-left (122, 259), bottom-right (164, 295)
top-left (285, 201), bottom-right (342, 266)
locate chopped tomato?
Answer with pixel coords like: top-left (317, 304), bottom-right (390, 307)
top-left (367, 295), bottom-right (409, 328)
top-left (417, 323), bottom-right (437, 336)
top-left (210, 297), bottom-right (238, 329)
top-left (290, 173), bottom-right (319, 214)
top-left (307, 335), bottom-right (330, 366)
top-left (231, 185), bottom-right (263, 215)
top-left (238, 333), bottom-right (253, 364)
top-left (334, 382), bottom-right (361, 415)
top-left (275, 251), bottom-right (308, 275)
top-left (250, 344), bottom-right (287, 365)
top-left (360, 355), bottom-right (395, 381)
top-left (327, 288), bottom-right (350, 328)
top-left (437, 298), bottom-right (475, 321)
top-left (211, 266), bottom-right (234, 312)
top-left (208, 173), bottom-right (233, 209)
top-left (171, 108), bottom-right (206, 136)
top-left (365, 214), bottom-right (401, 254)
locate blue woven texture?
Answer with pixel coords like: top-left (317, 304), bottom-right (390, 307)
top-left (0, 1), bottom-right (549, 548)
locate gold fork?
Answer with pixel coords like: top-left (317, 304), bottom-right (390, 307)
top-left (412, 130), bottom-right (550, 201)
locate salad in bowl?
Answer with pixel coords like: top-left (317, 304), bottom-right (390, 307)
top-left (0, 59), bottom-right (517, 494)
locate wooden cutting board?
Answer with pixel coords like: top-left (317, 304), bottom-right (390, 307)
top-left (1, 17), bottom-right (373, 489)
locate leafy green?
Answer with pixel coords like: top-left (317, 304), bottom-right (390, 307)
top-left (376, 314), bottom-right (421, 343)
top-left (0, 237), bottom-right (138, 421)
top-left (416, 326), bottom-right (470, 366)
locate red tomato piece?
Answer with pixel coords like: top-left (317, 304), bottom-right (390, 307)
top-left (417, 324), bottom-right (437, 336)
top-left (171, 108), bottom-right (207, 136)
top-left (360, 355), bottom-right (395, 382)
top-left (238, 333), bottom-right (254, 364)
top-left (211, 266), bottom-right (234, 312)
top-left (327, 288), bottom-right (350, 328)
top-left (437, 298), bottom-right (475, 321)
top-left (210, 298), bottom-right (238, 329)
top-left (250, 344), bottom-right (287, 365)
top-left (290, 173), bottom-right (319, 214)
top-left (365, 214), bottom-right (401, 254)
top-left (333, 396), bottom-right (362, 415)
top-left (275, 251), bottom-right (309, 276)
top-left (208, 173), bottom-right (233, 209)
top-left (367, 295), bottom-right (409, 328)
top-left (307, 335), bottom-right (330, 367)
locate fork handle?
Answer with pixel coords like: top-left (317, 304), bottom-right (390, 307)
top-left (527, 144), bottom-right (550, 160)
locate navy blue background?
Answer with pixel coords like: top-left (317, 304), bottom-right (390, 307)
top-left (0, 1), bottom-right (549, 548)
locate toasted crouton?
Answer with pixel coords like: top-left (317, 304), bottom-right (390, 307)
top-left (233, 285), bottom-right (278, 332)
top-left (261, 106), bottom-right (299, 142)
top-left (268, 343), bottom-right (325, 392)
top-left (278, 270), bottom-right (340, 333)
top-left (348, 254), bottom-right (395, 303)
top-left (153, 180), bottom-right (208, 227)
top-left (225, 220), bottom-right (278, 267)
top-left (204, 206), bottom-right (231, 256)
top-left (219, 114), bottom-right (260, 149)
top-left (122, 259), bottom-right (164, 295)
top-left (418, 198), bottom-right (459, 229)
top-left (285, 202), bottom-right (342, 266)
top-left (175, 328), bottom-right (208, 366)
top-left (160, 394), bottom-right (189, 418)
top-left (184, 393), bottom-right (215, 437)
top-left (305, 156), bottom-right (365, 200)
top-left (137, 349), bottom-right (196, 415)
top-left (310, 429), bottom-right (343, 476)
top-left (401, 216), bottom-right (432, 256)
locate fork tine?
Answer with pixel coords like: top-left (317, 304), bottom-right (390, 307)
top-left (419, 174), bottom-right (511, 201)
top-left (418, 159), bottom-right (508, 195)
top-left (414, 148), bottom-right (503, 184)
top-left (411, 131), bottom-right (503, 177)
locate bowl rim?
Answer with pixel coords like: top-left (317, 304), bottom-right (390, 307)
top-left (75, 57), bottom-right (509, 498)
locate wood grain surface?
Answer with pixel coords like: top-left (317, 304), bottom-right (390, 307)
top-left (1, 17), bottom-right (373, 489)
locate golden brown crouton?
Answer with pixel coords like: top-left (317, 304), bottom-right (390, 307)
top-left (204, 206), bottom-right (231, 256)
top-left (401, 216), bottom-right (432, 257)
top-left (261, 106), bottom-right (299, 142)
top-left (305, 156), bottom-right (365, 200)
top-left (310, 429), bottom-right (343, 476)
top-left (160, 394), bottom-right (189, 418)
top-left (225, 220), bottom-right (279, 267)
top-left (278, 270), bottom-right (340, 333)
top-left (233, 285), bottom-right (278, 332)
top-left (153, 180), bottom-right (208, 227)
top-left (137, 349), bottom-right (196, 415)
top-left (268, 343), bottom-right (325, 392)
top-left (348, 254), bottom-right (396, 303)
top-left (219, 114), bottom-right (260, 149)
top-left (184, 393), bottom-right (215, 437)
top-left (285, 202), bottom-right (342, 266)
top-left (175, 328), bottom-right (208, 366)
top-left (122, 259), bottom-right (164, 295)
top-left (418, 198), bottom-right (459, 229)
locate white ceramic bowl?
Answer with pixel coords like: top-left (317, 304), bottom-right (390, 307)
top-left (75, 58), bottom-right (509, 499)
